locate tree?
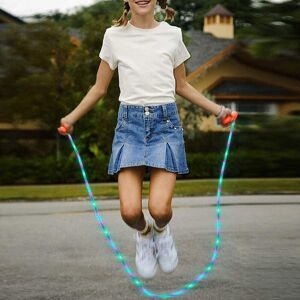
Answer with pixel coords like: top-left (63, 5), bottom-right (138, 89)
top-left (237, 0), bottom-right (300, 59)
top-left (0, 21), bottom-right (77, 128)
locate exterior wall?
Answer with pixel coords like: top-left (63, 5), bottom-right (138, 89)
top-left (0, 121), bottom-right (42, 130)
top-left (278, 102), bottom-right (300, 115)
top-left (203, 15), bottom-right (234, 39)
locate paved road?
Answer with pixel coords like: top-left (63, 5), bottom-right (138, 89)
top-left (1, 195), bottom-right (300, 300)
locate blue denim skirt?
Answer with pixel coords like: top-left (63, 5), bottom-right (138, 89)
top-left (107, 102), bottom-right (190, 175)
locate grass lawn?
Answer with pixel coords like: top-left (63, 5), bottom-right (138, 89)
top-left (0, 178), bottom-right (299, 201)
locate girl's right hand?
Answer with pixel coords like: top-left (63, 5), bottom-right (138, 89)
top-left (57, 117), bottom-right (74, 135)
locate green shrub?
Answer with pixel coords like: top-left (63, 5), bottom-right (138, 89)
top-left (1, 150), bottom-right (299, 185)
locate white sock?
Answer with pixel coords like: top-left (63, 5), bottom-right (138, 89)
top-left (138, 218), bottom-right (151, 235)
top-left (153, 222), bottom-right (167, 233)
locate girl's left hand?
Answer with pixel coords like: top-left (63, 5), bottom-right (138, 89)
top-left (216, 106), bottom-right (233, 128)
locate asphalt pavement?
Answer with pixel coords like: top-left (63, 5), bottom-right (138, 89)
top-left (1, 195), bottom-right (299, 300)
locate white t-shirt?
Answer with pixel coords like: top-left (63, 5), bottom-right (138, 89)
top-left (99, 20), bottom-right (191, 106)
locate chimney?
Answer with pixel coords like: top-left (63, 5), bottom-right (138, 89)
top-left (203, 4), bottom-right (234, 39)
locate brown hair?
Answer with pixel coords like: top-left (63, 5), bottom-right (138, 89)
top-left (112, 0), bottom-right (176, 27)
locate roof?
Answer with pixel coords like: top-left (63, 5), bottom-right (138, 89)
top-left (204, 4), bottom-right (233, 17)
top-left (185, 28), bottom-right (237, 74)
top-left (184, 28), bottom-right (300, 80)
top-left (0, 8), bottom-right (26, 24)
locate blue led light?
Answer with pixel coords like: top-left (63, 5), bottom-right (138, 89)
top-left (196, 273), bottom-right (206, 281)
top-left (63, 120), bottom-right (236, 298)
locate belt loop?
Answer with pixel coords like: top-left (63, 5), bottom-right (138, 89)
top-left (123, 105), bottom-right (128, 120)
top-left (162, 105), bottom-right (168, 121)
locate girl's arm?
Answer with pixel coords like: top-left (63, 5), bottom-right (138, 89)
top-left (59, 60), bottom-right (114, 134)
top-left (174, 63), bottom-right (231, 122)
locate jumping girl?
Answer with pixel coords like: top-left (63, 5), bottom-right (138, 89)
top-left (58, 0), bottom-right (233, 279)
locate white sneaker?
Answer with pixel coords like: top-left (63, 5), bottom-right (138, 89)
top-left (154, 224), bottom-right (178, 273)
top-left (135, 225), bottom-right (158, 279)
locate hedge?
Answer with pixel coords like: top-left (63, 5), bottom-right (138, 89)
top-left (1, 150), bottom-right (299, 185)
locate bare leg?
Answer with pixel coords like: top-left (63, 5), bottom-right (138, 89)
top-left (118, 166), bottom-right (147, 231)
top-left (148, 167), bottom-right (176, 228)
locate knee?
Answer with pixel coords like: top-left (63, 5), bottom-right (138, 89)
top-left (148, 202), bottom-right (172, 223)
top-left (120, 205), bottom-right (142, 226)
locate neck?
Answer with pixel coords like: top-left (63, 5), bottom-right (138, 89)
top-left (129, 15), bottom-right (159, 29)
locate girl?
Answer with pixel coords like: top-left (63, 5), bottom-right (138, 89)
top-left (58, 0), bottom-right (233, 279)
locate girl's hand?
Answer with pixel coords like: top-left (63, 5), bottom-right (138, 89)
top-left (57, 117), bottom-right (74, 135)
top-left (216, 105), bottom-right (234, 128)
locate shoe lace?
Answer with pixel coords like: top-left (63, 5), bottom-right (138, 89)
top-left (136, 234), bottom-right (158, 261)
top-left (156, 234), bottom-right (174, 257)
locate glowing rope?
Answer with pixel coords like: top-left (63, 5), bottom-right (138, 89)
top-left (64, 120), bottom-right (236, 298)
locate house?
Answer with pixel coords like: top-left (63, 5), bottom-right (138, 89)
top-left (183, 4), bottom-right (300, 131)
top-left (0, 8), bottom-right (25, 27)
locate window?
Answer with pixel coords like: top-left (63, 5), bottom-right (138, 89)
top-left (217, 101), bottom-right (277, 115)
top-left (220, 15), bottom-right (230, 24)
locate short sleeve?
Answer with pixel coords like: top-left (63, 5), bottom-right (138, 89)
top-left (99, 29), bottom-right (118, 70)
top-left (173, 28), bottom-right (191, 69)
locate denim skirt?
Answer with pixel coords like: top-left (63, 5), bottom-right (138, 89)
top-left (107, 102), bottom-right (190, 175)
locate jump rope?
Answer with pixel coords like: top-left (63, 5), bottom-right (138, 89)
top-left (58, 111), bottom-right (238, 299)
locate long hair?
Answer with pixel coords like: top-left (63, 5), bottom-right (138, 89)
top-left (112, 0), bottom-right (176, 27)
